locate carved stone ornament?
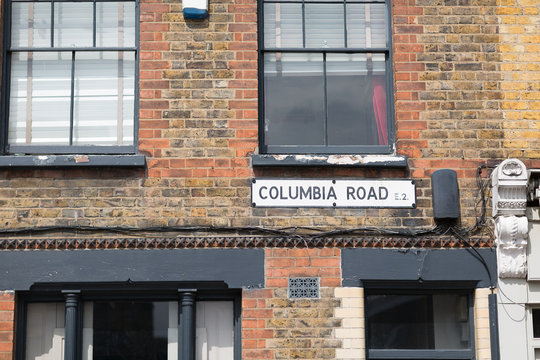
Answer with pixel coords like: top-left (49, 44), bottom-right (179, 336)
top-left (495, 216), bottom-right (528, 278)
top-left (502, 160), bottom-right (524, 176)
top-left (497, 201), bottom-right (527, 209)
top-left (492, 159), bottom-right (528, 217)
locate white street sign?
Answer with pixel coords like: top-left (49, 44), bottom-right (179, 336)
top-left (251, 179), bottom-right (416, 208)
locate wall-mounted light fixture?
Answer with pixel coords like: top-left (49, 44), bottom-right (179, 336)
top-left (183, 0), bottom-right (208, 19)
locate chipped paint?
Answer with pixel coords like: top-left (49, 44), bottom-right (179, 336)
top-left (33, 155), bottom-right (57, 165)
top-left (262, 154), bottom-right (407, 166)
top-left (272, 155), bottom-right (291, 161)
top-left (73, 155), bottom-right (90, 163)
top-left (326, 155), bottom-right (405, 165)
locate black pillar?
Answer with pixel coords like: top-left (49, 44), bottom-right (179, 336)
top-left (489, 292), bottom-right (500, 360)
top-left (62, 290), bottom-right (80, 360)
top-left (179, 289), bottom-right (196, 360)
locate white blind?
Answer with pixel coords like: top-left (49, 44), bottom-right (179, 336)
top-left (26, 303), bottom-right (66, 360)
top-left (9, 1), bottom-right (136, 149)
top-left (196, 301), bottom-right (234, 360)
top-left (264, 2), bottom-right (387, 49)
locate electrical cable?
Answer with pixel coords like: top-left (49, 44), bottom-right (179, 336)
top-left (450, 225), bottom-right (495, 290)
top-left (0, 166), bottom-right (496, 250)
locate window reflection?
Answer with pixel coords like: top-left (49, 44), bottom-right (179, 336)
top-left (91, 301), bottom-right (169, 360)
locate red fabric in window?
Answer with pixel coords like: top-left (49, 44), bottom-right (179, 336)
top-left (372, 77), bottom-right (388, 145)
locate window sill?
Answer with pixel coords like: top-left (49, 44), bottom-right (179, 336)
top-left (252, 154), bottom-right (408, 168)
top-left (0, 154), bottom-right (146, 167)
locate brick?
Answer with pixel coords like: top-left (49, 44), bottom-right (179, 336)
top-left (242, 349), bottom-right (274, 359)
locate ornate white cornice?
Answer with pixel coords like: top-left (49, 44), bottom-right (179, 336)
top-left (495, 216), bottom-right (528, 278)
top-left (492, 159), bottom-right (529, 278)
top-left (492, 159), bottom-right (528, 217)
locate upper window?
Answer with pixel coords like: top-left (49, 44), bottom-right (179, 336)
top-left (365, 289), bottom-right (475, 359)
top-left (260, 0), bottom-right (393, 154)
top-left (3, 0), bottom-right (137, 155)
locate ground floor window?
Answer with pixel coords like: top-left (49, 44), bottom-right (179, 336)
top-left (18, 287), bottom-right (239, 360)
top-left (365, 288), bottom-right (475, 359)
top-left (528, 307), bottom-right (540, 359)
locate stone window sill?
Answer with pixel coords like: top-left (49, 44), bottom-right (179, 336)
top-left (252, 154), bottom-right (408, 168)
top-left (0, 154), bottom-right (146, 167)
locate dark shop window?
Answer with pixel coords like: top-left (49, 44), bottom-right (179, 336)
top-left (92, 301), bottom-right (169, 360)
top-left (259, 0), bottom-right (394, 154)
top-left (533, 308), bottom-right (540, 338)
top-left (2, 0), bottom-right (138, 155)
top-left (365, 290), bottom-right (476, 359)
top-left (17, 289), bottom-right (240, 360)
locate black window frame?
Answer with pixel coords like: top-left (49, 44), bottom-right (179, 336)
top-left (1, 0), bottom-right (140, 156)
top-left (15, 283), bottom-right (242, 360)
top-left (257, 0), bottom-right (395, 155)
top-left (364, 283), bottom-right (477, 360)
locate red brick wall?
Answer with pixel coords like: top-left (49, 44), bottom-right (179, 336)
top-left (139, 0), bottom-right (258, 178)
top-left (0, 292), bottom-right (14, 360)
top-left (392, 0), bottom-right (502, 220)
top-left (242, 249), bottom-right (342, 360)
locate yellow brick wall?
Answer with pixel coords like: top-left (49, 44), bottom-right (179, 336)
top-left (499, 0), bottom-right (540, 160)
top-left (474, 288), bottom-right (492, 360)
top-left (334, 288), bottom-right (365, 360)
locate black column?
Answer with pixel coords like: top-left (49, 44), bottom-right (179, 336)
top-left (489, 292), bottom-right (500, 360)
top-left (62, 290), bottom-right (80, 360)
top-left (178, 289), bottom-right (196, 360)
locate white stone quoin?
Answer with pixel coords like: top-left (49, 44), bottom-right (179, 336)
top-left (492, 159), bottom-right (528, 278)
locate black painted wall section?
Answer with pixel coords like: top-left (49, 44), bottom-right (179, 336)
top-left (0, 249), bottom-right (265, 290)
top-left (342, 248), bottom-right (497, 288)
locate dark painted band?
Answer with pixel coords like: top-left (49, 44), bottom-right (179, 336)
top-left (0, 154), bottom-right (146, 167)
top-left (342, 248), bottom-right (497, 288)
top-left (0, 248), bottom-right (264, 290)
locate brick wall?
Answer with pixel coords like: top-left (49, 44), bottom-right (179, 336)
top-left (0, 292), bottom-right (14, 360)
top-left (242, 249), bottom-right (342, 360)
top-left (474, 288), bottom-right (492, 360)
top-left (394, 0), bottom-right (503, 225)
top-left (499, 0), bottom-right (540, 162)
top-left (0, 0), bottom-right (524, 232)
top-left (334, 288), bottom-right (365, 360)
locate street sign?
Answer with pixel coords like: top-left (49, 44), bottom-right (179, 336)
top-left (251, 179), bottom-right (416, 208)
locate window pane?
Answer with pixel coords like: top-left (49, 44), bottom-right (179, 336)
top-left (347, 3), bottom-right (386, 48)
top-left (305, 4), bottom-right (344, 48)
top-left (264, 53), bottom-right (325, 146)
top-left (11, 2), bottom-right (51, 48)
top-left (54, 2), bottom-right (93, 47)
top-left (9, 52), bottom-right (72, 146)
top-left (25, 303), bottom-right (65, 360)
top-left (196, 301), bottom-right (234, 359)
top-left (263, 3), bottom-right (302, 48)
top-left (366, 293), bottom-right (470, 350)
top-left (73, 51), bottom-right (135, 146)
top-left (90, 301), bottom-right (169, 360)
top-left (326, 53), bottom-right (387, 146)
top-left (96, 2), bottom-right (136, 47)
top-left (533, 309), bottom-right (540, 338)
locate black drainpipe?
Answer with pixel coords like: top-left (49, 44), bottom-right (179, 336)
top-left (489, 292), bottom-right (500, 360)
